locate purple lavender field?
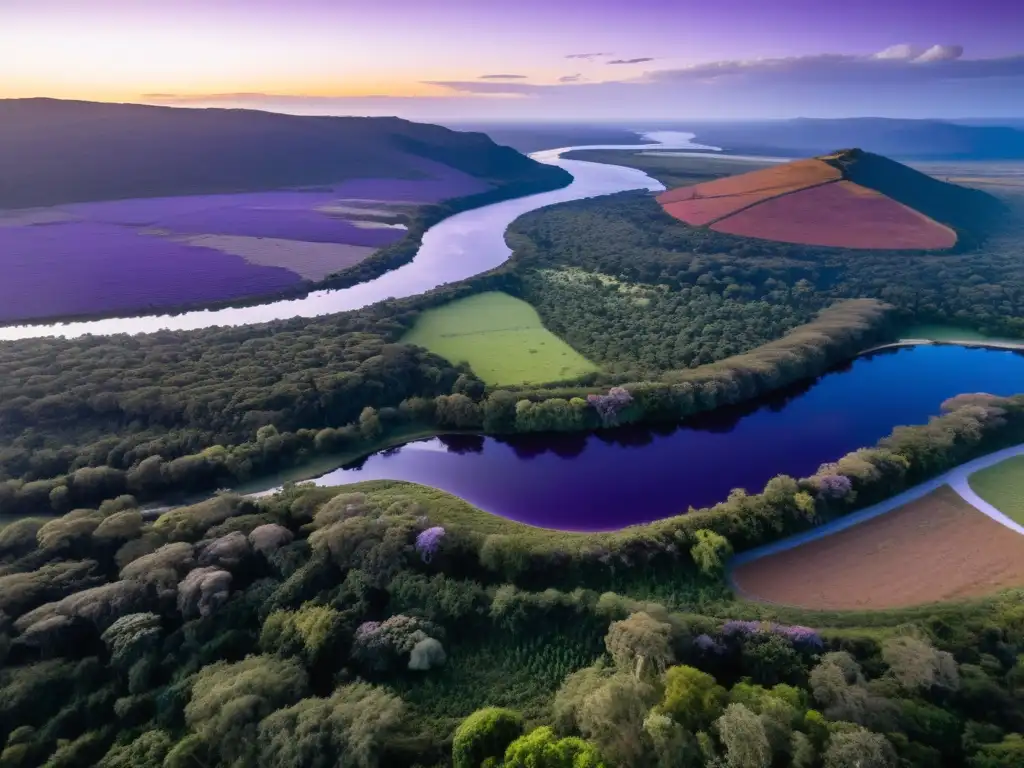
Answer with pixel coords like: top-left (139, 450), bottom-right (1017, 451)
top-left (0, 167), bottom-right (493, 323)
top-left (153, 206), bottom-right (406, 246)
top-left (0, 222), bottom-right (302, 323)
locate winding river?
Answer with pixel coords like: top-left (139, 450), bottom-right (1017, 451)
top-left (0, 131), bottom-right (718, 341)
top-left (7, 132), bottom-right (1024, 532)
top-left (250, 344), bottom-right (1024, 531)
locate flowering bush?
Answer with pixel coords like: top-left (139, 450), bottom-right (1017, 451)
top-left (694, 633), bottom-right (725, 654)
top-left (416, 526), bottom-right (446, 563)
top-left (586, 387), bottom-right (633, 426)
top-left (721, 620), bottom-right (822, 649)
top-left (352, 614), bottom-right (444, 672)
top-left (817, 474), bottom-right (853, 500)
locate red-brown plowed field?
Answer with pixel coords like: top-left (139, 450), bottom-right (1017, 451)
top-left (656, 159), bottom-right (840, 226)
top-left (732, 486), bottom-right (1024, 610)
top-left (709, 180), bottom-right (957, 249)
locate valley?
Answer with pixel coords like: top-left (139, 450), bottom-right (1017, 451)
top-left (5, 102), bottom-right (1024, 767)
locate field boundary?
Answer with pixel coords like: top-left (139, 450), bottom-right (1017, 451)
top-left (729, 442), bottom-right (1024, 576)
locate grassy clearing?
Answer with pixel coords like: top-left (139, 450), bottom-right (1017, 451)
top-left (968, 455), bottom-right (1024, 523)
top-left (401, 291), bottom-right (598, 386)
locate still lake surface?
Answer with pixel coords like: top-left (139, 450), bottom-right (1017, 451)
top-left (283, 345), bottom-right (1024, 531)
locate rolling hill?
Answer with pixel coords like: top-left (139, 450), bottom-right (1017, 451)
top-left (0, 99), bottom-right (571, 209)
top-left (657, 148), bottom-right (1005, 250)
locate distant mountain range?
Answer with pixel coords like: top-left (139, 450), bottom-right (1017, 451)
top-left (441, 122), bottom-right (654, 154)
top-left (678, 118), bottom-right (1024, 161)
top-left (0, 99), bottom-right (569, 209)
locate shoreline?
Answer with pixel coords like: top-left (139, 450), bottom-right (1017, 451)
top-left (727, 442), bottom-right (1024, 607)
top-left (860, 337), bottom-right (1024, 356)
top-left (228, 338), bottom-right (1021, 504)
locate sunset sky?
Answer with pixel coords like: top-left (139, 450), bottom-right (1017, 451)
top-left (3, 0), bottom-right (1023, 119)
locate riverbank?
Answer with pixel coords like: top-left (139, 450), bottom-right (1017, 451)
top-left (729, 442), bottom-right (1024, 609)
top-left (731, 441), bottom-right (1024, 574)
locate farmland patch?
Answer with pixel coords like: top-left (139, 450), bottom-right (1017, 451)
top-left (732, 485), bottom-right (1024, 609)
top-left (968, 456), bottom-right (1024, 524)
top-left (0, 222), bottom-right (302, 323)
top-left (178, 235), bottom-right (377, 281)
top-left (656, 158), bottom-right (839, 226)
top-left (710, 180), bottom-right (957, 250)
top-left (401, 291), bottom-right (598, 385)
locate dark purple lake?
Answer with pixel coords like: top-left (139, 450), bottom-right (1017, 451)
top-left (305, 345), bottom-right (1024, 531)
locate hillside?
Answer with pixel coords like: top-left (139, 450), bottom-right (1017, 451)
top-left (685, 117), bottom-right (1024, 160)
top-left (440, 121), bottom-right (654, 153)
top-left (0, 99), bottom-right (570, 209)
top-left (821, 148), bottom-right (1005, 235)
top-left (656, 148), bottom-right (1005, 250)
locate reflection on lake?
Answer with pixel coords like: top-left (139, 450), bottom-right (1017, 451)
top-left (298, 345), bottom-right (1024, 531)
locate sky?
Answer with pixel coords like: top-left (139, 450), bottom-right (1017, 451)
top-left (3, 0), bottom-right (1023, 120)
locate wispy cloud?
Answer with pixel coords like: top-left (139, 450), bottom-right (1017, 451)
top-left (138, 45), bottom-right (1024, 121)
top-left (641, 47), bottom-right (1023, 83)
top-left (914, 44), bottom-right (964, 62)
top-left (422, 80), bottom-right (539, 96)
top-left (608, 58), bottom-right (655, 65)
top-left (477, 74), bottom-right (528, 80)
top-left (565, 52), bottom-right (611, 60)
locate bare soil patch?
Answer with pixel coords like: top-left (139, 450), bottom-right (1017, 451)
top-left (656, 159), bottom-right (839, 226)
top-left (732, 486), bottom-right (1024, 609)
top-left (179, 234), bottom-right (376, 281)
top-left (710, 181), bottom-right (956, 250)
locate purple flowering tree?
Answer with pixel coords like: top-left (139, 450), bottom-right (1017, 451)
top-left (817, 474), bottom-right (853, 501)
top-left (587, 387), bottom-right (633, 426)
top-left (775, 625), bottom-right (823, 649)
top-left (694, 633), bottom-right (725, 654)
top-left (720, 619), bottom-right (822, 650)
top-left (415, 526), bottom-right (446, 563)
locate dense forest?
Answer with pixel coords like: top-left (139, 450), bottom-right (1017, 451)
top-left (0, 298), bottom-right (893, 515)
top-left (505, 184), bottom-right (1024, 376)
top-left (0, 392), bottom-right (1023, 766)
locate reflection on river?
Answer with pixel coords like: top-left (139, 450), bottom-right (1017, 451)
top-left (293, 345), bottom-right (1024, 531)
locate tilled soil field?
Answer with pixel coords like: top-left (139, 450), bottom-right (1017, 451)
top-left (732, 485), bottom-right (1024, 609)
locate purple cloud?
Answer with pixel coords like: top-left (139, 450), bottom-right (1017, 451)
top-left (641, 47), bottom-right (1023, 83)
top-left (608, 58), bottom-right (656, 65)
top-left (565, 52), bottom-right (612, 60)
top-left (138, 45), bottom-right (1024, 121)
top-left (478, 74), bottom-right (528, 80)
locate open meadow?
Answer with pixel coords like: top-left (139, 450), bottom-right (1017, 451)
top-left (401, 291), bottom-right (598, 385)
top-left (732, 486), bottom-right (1024, 609)
top-left (968, 455), bottom-right (1024, 524)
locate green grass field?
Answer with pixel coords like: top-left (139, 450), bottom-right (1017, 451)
top-left (968, 455), bottom-right (1024, 524)
top-left (401, 291), bottom-right (598, 385)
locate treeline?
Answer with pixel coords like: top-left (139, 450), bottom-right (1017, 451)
top-left (2, 395), bottom-right (1024, 765)
top-left (0, 300), bottom-right (893, 516)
